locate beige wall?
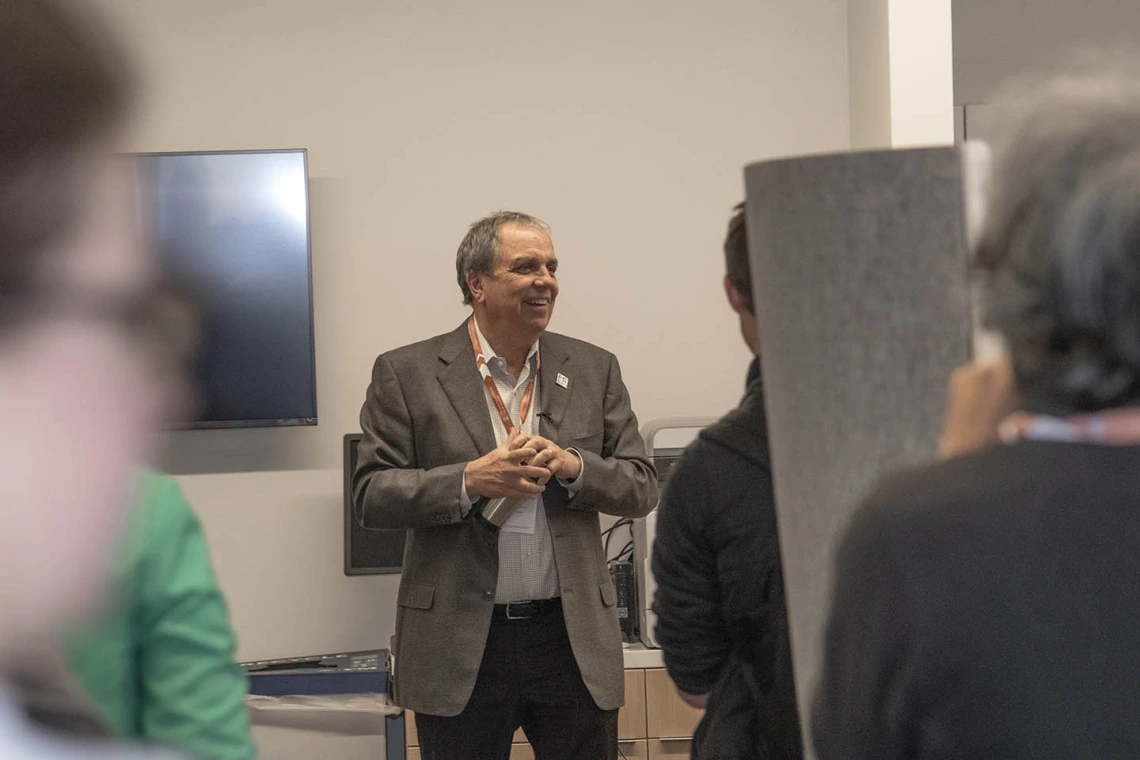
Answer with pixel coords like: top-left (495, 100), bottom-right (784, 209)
top-left (94, 0), bottom-right (851, 661)
top-left (848, 0), bottom-right (892, 148)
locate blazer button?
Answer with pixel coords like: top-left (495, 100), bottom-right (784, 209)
top-left (483, 590), bottom-right (493, 601)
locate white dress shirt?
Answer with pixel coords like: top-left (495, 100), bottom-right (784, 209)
top-left (459, 318), bottom-right (583, 603)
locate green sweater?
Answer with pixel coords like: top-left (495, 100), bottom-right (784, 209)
top-left (65, 473), bottom-right (255, 759)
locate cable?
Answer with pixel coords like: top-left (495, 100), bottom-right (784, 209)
top-left (615, 540), bottom-right (634, 562)
top-left (603, 517), bottom-right (633, 558)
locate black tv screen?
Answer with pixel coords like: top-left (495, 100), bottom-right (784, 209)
top-left (136, 149), bottom-right (317, 428)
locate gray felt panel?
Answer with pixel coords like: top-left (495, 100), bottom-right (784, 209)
top-left (744, 147), bottom-right (972, 755)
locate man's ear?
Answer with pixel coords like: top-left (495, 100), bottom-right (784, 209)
top-left (724, 275), bottom-right (746, 315)
top-left (467, 271), bottom-right (485, 304)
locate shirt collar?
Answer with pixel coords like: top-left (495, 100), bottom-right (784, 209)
top-left (471, 316), bottom-right (539, 367)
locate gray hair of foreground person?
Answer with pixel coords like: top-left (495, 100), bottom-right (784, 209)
top-left (977, 62), bottom-right (1140, 416)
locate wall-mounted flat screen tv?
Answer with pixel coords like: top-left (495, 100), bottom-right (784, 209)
top-left (135, 149), bottom-right (317, 429)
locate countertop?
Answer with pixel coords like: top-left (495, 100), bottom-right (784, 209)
top-left (622, 643), bottom-right (664, 669)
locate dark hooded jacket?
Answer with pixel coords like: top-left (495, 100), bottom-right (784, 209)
top-left (651, 359), bottom-right (803, 760)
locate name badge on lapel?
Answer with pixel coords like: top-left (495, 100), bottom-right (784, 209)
top-left (556, 373), bottom-right (569, 389)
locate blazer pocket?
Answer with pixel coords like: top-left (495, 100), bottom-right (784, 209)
top-left (599, 579), bottom-right (617, 607)
top-left (398, 582), bottom-right (436, 610)
top-left (569, 431), bottom-right (604, 456)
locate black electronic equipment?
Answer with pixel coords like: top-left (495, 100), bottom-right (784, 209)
top-left (344, 434), bottom-right (407, 575)
top-left (611, 561), bottom-right (639, 643)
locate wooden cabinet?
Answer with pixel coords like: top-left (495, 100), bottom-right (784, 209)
top-left (618, 669), bottom-right (647, 739)
top-left (644, 668), bottom-right (703, 739)
top-left (406, 710), bottom-right (417, 746)
top-left (647, 738), bottom-right (694, 760)
top-left (616, 739), bottom-right (649, 759)
top-left (402, 666), bottom-right (698, 759)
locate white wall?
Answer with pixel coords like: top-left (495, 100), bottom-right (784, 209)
top-left (884, 0), bottom-right (953, 147)
top-left (94, 0), bottom-right (851, 661)
top-left (847, 0), bottom-right (954, 149)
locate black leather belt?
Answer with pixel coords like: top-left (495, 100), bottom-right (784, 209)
top-left (492, 597), bottom-right (561, 621)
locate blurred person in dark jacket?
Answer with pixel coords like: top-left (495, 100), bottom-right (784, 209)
top-left (651, 204), bottom-right (803, 760)
top-left (814, 63), bottom-right (1140, 759)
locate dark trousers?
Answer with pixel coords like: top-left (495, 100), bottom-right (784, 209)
top-left (415, 600), bottom-right (618, 760)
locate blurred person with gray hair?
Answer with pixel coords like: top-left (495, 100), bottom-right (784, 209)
top-left (0, 0), bottom-right (188, 757)
top-left (813, 63), bottom-right (1140, 759)
top-left (353, 211), bottom-right (656, 759)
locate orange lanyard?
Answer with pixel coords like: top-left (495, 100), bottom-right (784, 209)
top-left (467, 315), bottom-right (540, 436)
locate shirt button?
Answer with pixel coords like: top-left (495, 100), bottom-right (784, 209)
top-left (482, 590), bottom-right (493, 601)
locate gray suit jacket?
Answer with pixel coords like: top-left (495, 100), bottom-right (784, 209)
top-left (353, 323), bottom-right (657, 716)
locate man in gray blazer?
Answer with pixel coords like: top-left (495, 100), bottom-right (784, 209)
top-left (353, 211), bottom-right (657, 760)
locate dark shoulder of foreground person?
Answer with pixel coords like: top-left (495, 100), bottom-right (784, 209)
top-left (844, 442), bottom-right (1047, 562)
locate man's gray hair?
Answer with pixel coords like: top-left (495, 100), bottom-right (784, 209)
top-left (456, 211), bottom-right (552, 306)
top-left (978, 57), bottom-right (1140, 414)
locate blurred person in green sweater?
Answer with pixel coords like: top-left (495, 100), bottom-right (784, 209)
top-left (62, 280), bottom-right (255, 757)
top-left (63, 471), bottom-right (255, 760)
top-left (14, 280), bottom-right (256, 757)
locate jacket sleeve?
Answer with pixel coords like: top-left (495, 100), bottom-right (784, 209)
top-left (353, 353), bottom-right (470, 530)
top-left (650, 445), bottom-right (731, 696)
top-left (812, 497), bottom-right (916, 760)
top-left (559, 353), bottom-right (657, 518)
top-left (136, 478), bottom-right (255, 760)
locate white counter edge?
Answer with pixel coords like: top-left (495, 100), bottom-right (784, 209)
top-left (622, 644), bottom-right (664, 669)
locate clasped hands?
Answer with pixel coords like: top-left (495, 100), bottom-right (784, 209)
top-left (464, 430), bottom-right (582, 501)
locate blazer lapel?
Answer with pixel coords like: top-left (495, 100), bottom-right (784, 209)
top-left (438, 323), bottom-right (498, 455)
top-left (538, 333), bottom-right (572, 441)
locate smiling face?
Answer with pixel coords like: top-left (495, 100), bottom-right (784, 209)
top-left (467, 222), bottom-right (559, 347)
